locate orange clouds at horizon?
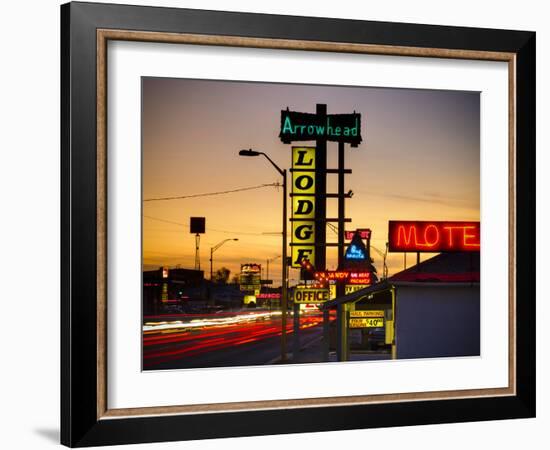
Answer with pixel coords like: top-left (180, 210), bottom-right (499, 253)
top-left (142, 78), bottom-right (480, 284)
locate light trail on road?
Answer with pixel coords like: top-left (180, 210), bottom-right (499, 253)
top-left (143, 310), bottom-right (282, 332)
top-left (142, 311), bottom-right (329, 369)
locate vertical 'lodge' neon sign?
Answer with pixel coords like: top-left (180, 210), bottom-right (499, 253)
top-left (388, 221), bottom-right (480, 252)
top-left (290, 147), bottom-right (316, 268)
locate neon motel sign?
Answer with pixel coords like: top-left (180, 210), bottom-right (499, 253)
top-left (314, 271), bottom-right (373, 285)
top-left (290, 147), bottom-right (316, 268)
top-left (344, 229), bottom-right (371, 240)
top-left (345, 244), bottom-right (366, 260)
top-left (388, 221), bottom-right (480, 252)
top-left (280, 110), bottom-right (362, 147)
top-left (281, 114), bottom-right (359, 140)
top-left (293, 287), bottom-right (330, 304)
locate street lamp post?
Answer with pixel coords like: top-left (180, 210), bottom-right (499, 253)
top-left (266, 255), bottom-right (281, 310)
top-left (239, 149), bottom-right (288, 362)
top-left (266, 255), bottom-right (281, 285)
top-left (210, 238), bottom-right (238, 281)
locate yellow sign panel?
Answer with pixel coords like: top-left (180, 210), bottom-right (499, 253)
top-left (344, 284), bottom-right (370, 295)
top-left (351, 310), bottom-right (384, 318)
top-left (292, 196), bottom-right (315, 220)
top-left (292, 221), bottom-right (315, 244)
top-left (385, 319), bottom-right (394, 344)
top-left (292, 147), bottom-right (316, 170)
top-left (294, 288), bottom-right (330, 304)
top-left (292, 147), bottom-right (315, 195)
top-left (291, 246), bottom-right (315, 269)
top-left (349, 318), bottom-right (384, 328)
top-left (291, 147), bottom-right (316, 268)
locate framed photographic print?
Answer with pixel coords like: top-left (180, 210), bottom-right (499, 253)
top-left (61, 1), bottom-right (536, 447)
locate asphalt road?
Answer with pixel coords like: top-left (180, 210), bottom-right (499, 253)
top-left (143, 310), bottom-right (327, 370)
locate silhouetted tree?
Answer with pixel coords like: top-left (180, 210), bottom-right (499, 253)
top-left (231, 273), bottom-right (240, 285)
top-left (213, 267), bottom-right (231, 284)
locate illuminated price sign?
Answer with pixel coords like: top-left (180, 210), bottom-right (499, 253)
top-left (388, 221), bottom-right (480, 253)
top-left (349, 318), bottom-right (384, 328)
top-left (344, 285), bottom-right (371, 294)
top-left (351, 310), bottom-right (384, 318)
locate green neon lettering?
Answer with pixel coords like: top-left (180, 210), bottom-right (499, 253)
top-left (282, 116), bottom-right (294, 134)
top-left (351, 117), bottom-right (359, 136)
top-left (326, 117), bottom-right (333, 135)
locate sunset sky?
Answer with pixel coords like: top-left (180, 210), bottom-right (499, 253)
top-left (142, 77), bottom-right (480, 285)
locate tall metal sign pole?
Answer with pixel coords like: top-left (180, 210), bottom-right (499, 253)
top-left (280, 104), bottom-right (362, 362)
top-left (308, 104), bottom-right (326, 364)
top-left (189, 217), bottom-right (205, 270)
top-left (315, 104), bottom-right (328, 272)
top-left (238, 149), bottom-right (289, 361)
top-left (281, 168), bottom-right (288, 361)
top-left (337, 142), bottom-right (346, 286)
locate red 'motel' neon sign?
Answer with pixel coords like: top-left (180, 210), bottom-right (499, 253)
top-left (388, 221), bottom-right (480, 253)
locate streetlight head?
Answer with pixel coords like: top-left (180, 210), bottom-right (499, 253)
top-left (233, 238), bottom-right (239, 241)
top-left (239, 149), bottom-right (261, 157)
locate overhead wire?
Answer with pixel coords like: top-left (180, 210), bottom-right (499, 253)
top-left (143, 183), bottom-right (281, 202)
top-left (143, 215), bottom-right (273, 237)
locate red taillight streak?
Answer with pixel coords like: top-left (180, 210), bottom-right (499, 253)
top-left (143, 315), bottom-right (327, 367)
top-left (144, 324), bottom-right (281, 359)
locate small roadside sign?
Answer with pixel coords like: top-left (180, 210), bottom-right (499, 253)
top-left (350, 310), bottom-right (384, 318)
top-left (349, 317), bottom-right (384, 328)
top-left (293, 288), bottom-right (330, 304)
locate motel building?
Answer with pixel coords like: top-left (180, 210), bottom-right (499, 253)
top-left (143, 267), bottom-right (205, 315)
top-left (321, 251), bottom-right (480, 361)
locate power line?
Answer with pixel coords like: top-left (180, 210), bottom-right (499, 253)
top-left (143, 183), bottom-right (281, 202)
top-left (143, 215), bottom-right (185, 227)
top-left (143, 215), bottom-right (273, 237)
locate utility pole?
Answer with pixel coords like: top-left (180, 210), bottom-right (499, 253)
top-left (239, 149), bottom-right (289, 362)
